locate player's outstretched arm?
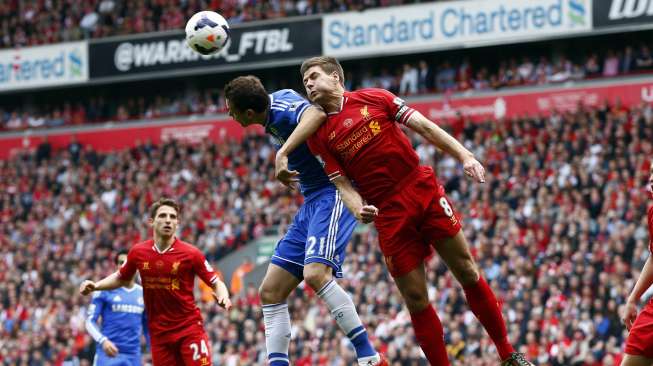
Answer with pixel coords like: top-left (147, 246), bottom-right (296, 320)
top-left (405, 111), bottom-right (485, 183)
top-left (332, 176), bottom-right (378, 224)
top-left (623, 256), bottom-right (653, 329)
top-left (79, 272), bottom-right (131, 295)
top-left (212, 279), bottom-right (232, 310)
top-left (275, 106), bottom-right (327, 189)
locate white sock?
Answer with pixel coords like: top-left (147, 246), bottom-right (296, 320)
top-left (317, 280), bottom-right (377, 360)
top-left (262, 303), bottom-right (291, 365)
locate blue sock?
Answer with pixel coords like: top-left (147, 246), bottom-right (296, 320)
top-left (268, 352), bottom-right (290, 365)
top-left (347, 325), bottom-right (376, 358)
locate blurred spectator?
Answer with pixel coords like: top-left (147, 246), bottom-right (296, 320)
top-left (399, 63), bottom-right (418, 95)
top-left (2, 100), bottom-right (653, 365)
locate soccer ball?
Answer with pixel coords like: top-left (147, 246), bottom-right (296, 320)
top-left (185, 11), bottom-right (230, 55)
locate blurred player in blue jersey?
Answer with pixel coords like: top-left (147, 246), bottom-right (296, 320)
top-left (85, 251), bottom-right (149, 366)
top-left (224, 76), bottom-right (387, 366)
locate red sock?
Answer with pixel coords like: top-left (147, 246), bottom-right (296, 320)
top-left (463, 276), bottom-right (514, 360)
top-left (409, 304), bottom-right (450, 366)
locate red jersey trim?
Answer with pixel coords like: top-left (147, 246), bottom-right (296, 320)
top-left (328, 171), bottom-right (342, 181)
top-left (397, 107), bottom-right (416, 125)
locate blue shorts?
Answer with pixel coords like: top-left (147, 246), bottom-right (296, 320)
top-left (271, 186), bottom-right (357, 280)
top-left (94, 349), bottom-right (141, 366)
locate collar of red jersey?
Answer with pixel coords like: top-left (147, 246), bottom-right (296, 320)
top-left (151, 238), bottom-right (178, 254)
top-left (327, 95), bottom-right (347, 116)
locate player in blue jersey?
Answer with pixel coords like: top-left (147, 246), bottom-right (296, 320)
top-left (224, 76), bottom-right (387, 366)
top-left (85, 251), bottom-right (149, 366)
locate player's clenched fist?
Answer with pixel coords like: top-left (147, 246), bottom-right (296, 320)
top-left (358, 205), bottom-right (378, 224)
top-left (79, 280), bottom-right (97, 296)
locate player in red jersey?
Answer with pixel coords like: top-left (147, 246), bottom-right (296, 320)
top-left (79, 197), bottom-right (231, 366)
top-left (621, 162), bottom-right (653, 366)
top-left (281, 56), bottom-right (534, 366)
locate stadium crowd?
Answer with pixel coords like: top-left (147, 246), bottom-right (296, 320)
top-left (2, 40), bottom-right (652, 131)
top-left (0, 0), bottom-right (422, 50)
top-left (1, 98), bottom-right (652, 365)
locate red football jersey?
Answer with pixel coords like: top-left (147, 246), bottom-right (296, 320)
top-left (307, 88), bottom-right (419, 206)
top-left (118, 238), bottom-right (218, 344)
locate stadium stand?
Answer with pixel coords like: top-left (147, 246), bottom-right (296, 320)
top-left (1, 101), bottom-right (651, 365)
top-left (0, 0), bottom-right (427, 50)
top-left (2, 41), bottom-right (652, 131)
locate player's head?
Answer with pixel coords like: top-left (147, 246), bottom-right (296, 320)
top-left (224, 75), bottom-right (270, 127)
top-left (300, 56), bottom-right (345, 104)
top-left (148, 197), bottom-right (180, 239)
top-left (115, 250), bottom-right (128, 268)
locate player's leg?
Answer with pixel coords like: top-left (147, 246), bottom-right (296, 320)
top-left (125, 353), bottom-right (142, 366)
top-left (435, 230), bottom-right (524, 364)
top-left (261, 210), bottom-right (307, 366)
top-left (304, 189), bottom-right (384, 366)
top-left (392, 261), bottom-right (450, 366)
top-left (374, 180), bottom-right (449, 366)
top-left (622, 355), bottom-right (653, 366)
top-left (178, 329), bottom-right (212, 366)
top-left (259, 263), bottom-right (301, 366)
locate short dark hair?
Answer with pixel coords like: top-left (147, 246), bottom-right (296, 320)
top-left (115, 250), bottom-right (128, 265)
top-left (300, 56), bottom-right (345, 87)
top-left (224, 75), bottom-right (270, 113)
top-left (149, 197), bottom-right (180, 219)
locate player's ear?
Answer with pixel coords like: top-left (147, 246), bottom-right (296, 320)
top-left (147, 217), bottom-right (154, 226)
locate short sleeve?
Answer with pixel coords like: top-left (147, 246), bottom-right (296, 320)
top-left (307, 131), bottom-right (345, 181)
top-left (193, 250), bottom-right (218, 286)
top-left (118, 249), bottom-right (138, 281)
top-left (369, 88), bottom-right (416, 125)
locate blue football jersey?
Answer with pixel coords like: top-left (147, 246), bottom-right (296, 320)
top-left (85, 285), bottom-right (148, 356)
top-left (266, 89), bottom-right (333, 199)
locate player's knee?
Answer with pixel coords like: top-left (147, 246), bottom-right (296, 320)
top-left (455, 258), bottom-right (480, 286)
top-left (258, 282), bottom-right (281, 304)
top-left (303, 264), bottom-right (332, 292)
top-left (400, 287), bottom-right (430, 313)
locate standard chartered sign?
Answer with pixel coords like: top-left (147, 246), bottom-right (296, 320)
top-left (323, 0), bottom-right (590, 57)
top-left (0, 41), bottom-right (88, 91)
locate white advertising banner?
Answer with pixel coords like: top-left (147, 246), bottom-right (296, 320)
top-left (0, 41), bottom-right (89, 91)
top-left (323, 0), bottom-right (591, 58)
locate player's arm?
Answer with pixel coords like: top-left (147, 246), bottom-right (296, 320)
top-left (80, 250), bottom-right (137, 295)
top-left (85, 292), bottom-right (120, 356)
top-left (331, 176), bottom-right (378, 224)
top-left (194, 253), bottom-right (232, 310)
top-left (275, 106), bottom-right (327, 188)
top-left (85, 292), bottom-right (108, 344)
top-left (623, 256), bottom-right (653, 329)
top-left (405, 111), bottom-right (485, 183)
top-left (79, 271), bottom-right (132, 295)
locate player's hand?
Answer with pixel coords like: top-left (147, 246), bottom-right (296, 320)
top-left (79, 280), bottom-right (97, 296)
top-left (102, 339), bottom-right (119, 357)
top-left (358, 205), bottom-right (379, 224)
top-left (622, 301), bottom-right (639, 330)
top-left (275, 152), bottom-right (300, 190)
top-left (213, 281), bottom-right (232, 311)
top-left (462, 156), bottom-right (486, 183)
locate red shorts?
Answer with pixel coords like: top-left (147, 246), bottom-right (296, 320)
top-left (625, 300), bottom-right (653, 358)
top-left (151, 325), bottom-right (212, 366)
top-left (374, 166), bottom-right (462, 277)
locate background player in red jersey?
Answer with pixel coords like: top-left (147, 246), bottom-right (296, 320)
top-left (286, 56), bottom-right (534, 366)
top-left (79, 197), bottom-right (231, 366)
top-left (621, 162), bottom-right (653, 366)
